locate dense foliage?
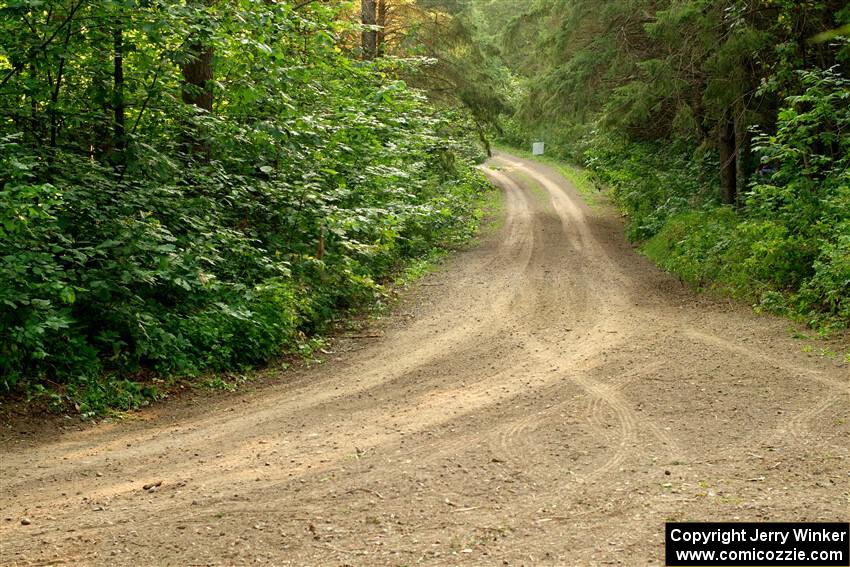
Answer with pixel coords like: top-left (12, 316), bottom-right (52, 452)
top-left (4, 0), bottom-right (848, 413)
top-left (643, 68), bottom-right (850, 328)
top-left (0, 0), bottom-right (488, 411)
top-left (447, 0), bottom-right (850, 329)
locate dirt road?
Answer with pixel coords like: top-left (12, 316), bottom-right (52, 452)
top-left (1, 152), bottom-right (848, 566)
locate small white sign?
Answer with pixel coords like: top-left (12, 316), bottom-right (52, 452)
top-left (532, 142), bottom-right (544, 155)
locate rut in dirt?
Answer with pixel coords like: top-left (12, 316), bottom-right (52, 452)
top-left (1, 152), bottom-right (847, 567)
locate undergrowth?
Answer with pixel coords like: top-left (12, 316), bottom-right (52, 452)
top-left (0, 0), bottom-right (493, 416)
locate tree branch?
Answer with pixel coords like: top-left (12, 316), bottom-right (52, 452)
top-left (0, 0), bottom-right (87, 89)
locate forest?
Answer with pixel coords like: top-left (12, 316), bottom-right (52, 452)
top-left (479, 0), bottom-right (850, 334)
top-left (0, 0), bottom-right (490, 412)
top-left (1, 0), bottom-right (848, 413)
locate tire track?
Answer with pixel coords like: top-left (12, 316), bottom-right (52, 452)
top-left (2, 152), bottom-right (847, 567)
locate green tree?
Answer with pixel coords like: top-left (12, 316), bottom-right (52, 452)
top-left (0, 0), bottom-right (488, 410)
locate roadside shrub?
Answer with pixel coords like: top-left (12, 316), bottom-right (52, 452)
top-left (0, 27), bottom-right (489, 408)
top-left (795, 221), bottom-right (850, 325)
top-left (589, 68), bottom-right (849, 329)
top-left (583, 136), bottom-right (717, 240)
top-left (643, 208), bottom-right (736, 288)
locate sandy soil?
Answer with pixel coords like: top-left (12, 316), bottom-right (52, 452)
top-left (1, 152), bottom-right (848, 566)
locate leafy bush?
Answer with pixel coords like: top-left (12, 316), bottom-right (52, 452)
top-left (0, 2), bottom-right (489, 411)
top-left (583, 136), bottom-right (718, 240)
top-left (644, 211), bottom-right (816, 298)
top-left (796, 221), bottom-right (850, 326)
top-left (612, 68), bottom-right (850, 329)
top-left (642, 208), bottom-right (736, 288)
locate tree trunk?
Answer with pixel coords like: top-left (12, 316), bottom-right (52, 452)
top-left (733, 98), bottom-right (749, 208)
top-left (361, 0), bottom-right (377, 60)
top-left (719, 114), bottom-right (737, 206)
top-left (476, 121), bottom-right (492, 158)
top-left (181, 0), bottom-right (214, 159)
top-left (49, 27), bottom-right (73, 149)
top-left (691, 79), bottom-right (708, 143)
top-left (113, 23), bottom-right (125, 154)
top-left (182, 45), bottom-right (214, 113)
top-left (377, 0), bottom-right (387, 56)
